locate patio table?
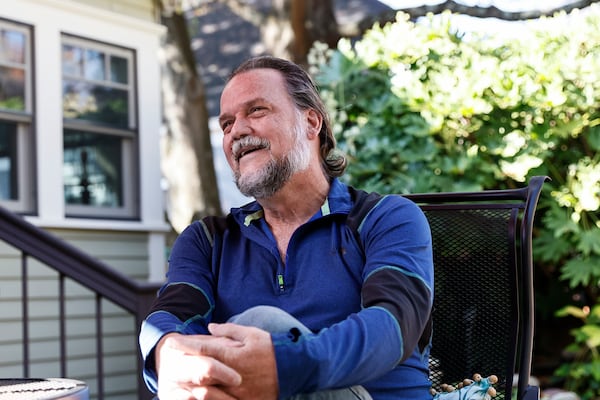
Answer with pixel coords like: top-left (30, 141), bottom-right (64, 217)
top-left (0, 378), bottom-right (88, 400)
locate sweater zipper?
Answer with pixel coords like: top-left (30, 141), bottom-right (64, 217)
top-left (276, 246), bottom-right (287, 292)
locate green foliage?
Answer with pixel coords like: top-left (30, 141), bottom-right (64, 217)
top-left (309, 5), bottom-right (600, 395)
top-left (0, 97), bottom-right (25, 111)
top-left (555, 305), bottom-right (600, 399)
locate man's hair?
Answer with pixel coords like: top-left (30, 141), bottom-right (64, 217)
top-left (229, 55), bottom-right (347, 178)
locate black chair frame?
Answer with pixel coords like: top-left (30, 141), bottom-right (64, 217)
top-left (405, 176), bottom-right (548, 400)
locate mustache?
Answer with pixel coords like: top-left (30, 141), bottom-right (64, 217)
top-left (232, 136), bottom-right (270, 161)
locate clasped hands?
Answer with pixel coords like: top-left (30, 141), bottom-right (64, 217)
top-left (156, 323), bottom-right (279, 400)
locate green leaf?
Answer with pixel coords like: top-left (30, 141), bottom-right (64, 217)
top-left (590, 305), bottom-right (600, 321)
top-left (587, 124), bottom-right (600, 151)
top-left (543, 205), bottom-right (580, 237)
top-left (581, 325), bottom-right (600, 348)
top-left (534, 229), bottom-right (573, 262)
top-left (577, 229), bottom-right (600, 256)
top-left (560, 257), bottom-right (600, 288)
top-left (557, 305), bottom-right (589, 319)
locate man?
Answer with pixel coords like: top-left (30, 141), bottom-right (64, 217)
top-left (139, 55), bottom-right (434, 400)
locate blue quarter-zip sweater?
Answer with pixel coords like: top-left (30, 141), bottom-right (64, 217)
top-left (139, 179), bottom-right (434, 399)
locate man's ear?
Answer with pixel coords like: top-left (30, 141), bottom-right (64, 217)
top-left (305, 109), bottom-right (323, 140)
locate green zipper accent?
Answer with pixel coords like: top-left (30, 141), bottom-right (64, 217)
top-left (321, 197), bottom-right (331, 215)
top-left (244, 209), bottom-right (264, 226)
top-left (277, 274), bottom-right (285, 291)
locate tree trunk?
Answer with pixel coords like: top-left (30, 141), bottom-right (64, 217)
top-left (219, 0), bottom-right (339, 66)
top-left (290, 0), bottom-right (339, 66)
top-left (157, 1), bottom-right (223, 237)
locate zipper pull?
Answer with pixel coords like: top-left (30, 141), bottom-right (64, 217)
top-left (277, 274), bottom-right (285, 291)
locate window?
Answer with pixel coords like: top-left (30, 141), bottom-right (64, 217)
top-left (0, 20), bottom-right (34, 214)
top-left (61, 35), bottom-right (138, 218)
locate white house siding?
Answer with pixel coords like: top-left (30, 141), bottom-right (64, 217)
top-left (0, 1), bottom-right (167, 399)
top-left (49, 228), bottom-right (154, 280)
top-left (0, 247), bottom-right (141, 399)
top-left (74, 0), bottom-right (156, 22)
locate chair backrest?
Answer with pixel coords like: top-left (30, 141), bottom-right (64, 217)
top-left (404, 176), bottom-right (548, 400)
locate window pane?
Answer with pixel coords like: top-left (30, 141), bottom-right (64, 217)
top-left (0, 29), bottom-right (25, 64)
top-left (63, 130), bottom-right (122, 207)
top-left (110, 55), bottom-right (128, 84)
top-left (0, 121), bottom-right (18, 200)
top-left (62, 44), bottom-right (83, 77)
top-left (0, 66), bottom-right (25, 111)
top-left (63, 80), bottom-right (129, 128)
top-left (85, 49), bottom-right (105, 81)
top-left (62, 37), bottom-right (136, 216)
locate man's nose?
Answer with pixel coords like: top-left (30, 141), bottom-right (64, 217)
top-left (230, 116), bottom-right (251, 139)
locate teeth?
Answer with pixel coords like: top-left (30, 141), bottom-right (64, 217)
top-left (233, 137), bottom-right (269, 161)
top-left (237, 147), bottom-right (258, 161)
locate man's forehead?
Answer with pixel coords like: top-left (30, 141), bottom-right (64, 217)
top-left (220, 69), bottom-right (289, 110)
top-left (223, 68), bottom-right (284, 95)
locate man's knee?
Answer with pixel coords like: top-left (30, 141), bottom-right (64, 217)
top-left (228, 305), bottom-right (311, 335)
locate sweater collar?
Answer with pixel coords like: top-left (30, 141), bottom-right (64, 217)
top-left (231, 178), bottom-right (353, 226)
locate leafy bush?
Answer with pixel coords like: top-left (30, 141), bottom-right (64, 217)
top-left (309, 6), bottom-right (600, 397)
top-left (555, 305), bottom-right (600, 398)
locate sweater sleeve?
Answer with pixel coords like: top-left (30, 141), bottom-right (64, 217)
top-left (138, 221), bottom-right (216, 393)
top-left (273, 195), bottom-right (434, 398)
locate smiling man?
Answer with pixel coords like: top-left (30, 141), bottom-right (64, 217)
top-left (139, 56), bottom-right (434, 400)
top-left (221, 67), bottom-right (317, 207)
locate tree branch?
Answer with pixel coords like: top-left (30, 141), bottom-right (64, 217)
top-left (216, 0), bottom-right (266, 26)
top-left (355, 0), bottom-right (600, 36)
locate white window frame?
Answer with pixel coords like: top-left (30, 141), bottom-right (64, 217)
top-left (61, 34), bottom-right (139, 219)
top-left (0, 19), bottom-right (35, 214)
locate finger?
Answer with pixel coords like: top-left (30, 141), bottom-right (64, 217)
top-left (157, 386), bottom-right (196, 400)
top-left (158, 384), bottom-right (237, 400)
top-left (188, 355), bottom-right (242, 387)
top-left (190, 385), bottom-right (239, 400)
top-left (160, 350), bottom-right (242, 387)
top-left (208, 322), bottom-right (256, 342)
top-left (165, 334), bottom-right (242, 356)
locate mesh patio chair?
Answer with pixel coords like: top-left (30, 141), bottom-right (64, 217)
top-left (405, 175), bottom-right (548, 400)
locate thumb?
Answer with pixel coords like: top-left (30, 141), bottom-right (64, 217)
top-left (209, 322), bottom-right (257, 342)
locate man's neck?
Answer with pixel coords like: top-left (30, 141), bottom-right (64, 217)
top-left (257, 171), bottom-right (330, 262)
top-left (258, 172), bottom-right (330, 227)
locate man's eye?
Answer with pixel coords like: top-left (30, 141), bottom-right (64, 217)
top-left (250, 106), bottom-right (265, 113)
top-left (221, 121), bottom-right (233, 133)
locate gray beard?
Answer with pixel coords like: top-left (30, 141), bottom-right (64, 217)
top-left (234, 130), bottom-right (311, 199)
top-left (235, 156), bottom-right (294, 199)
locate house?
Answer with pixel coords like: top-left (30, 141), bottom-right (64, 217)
top-left (0, 0), bottom-right (167, 279)
top-left (0, 0), bottom-right (166, 398)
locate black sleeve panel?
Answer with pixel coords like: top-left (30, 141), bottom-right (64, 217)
top-left (362, 267), bottom-right (432, 360)
top-left (148, 283), bottom-right (213, 323)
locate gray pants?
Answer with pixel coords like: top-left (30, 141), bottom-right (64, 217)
top-left (228, 306), bottom-right (373, 400)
